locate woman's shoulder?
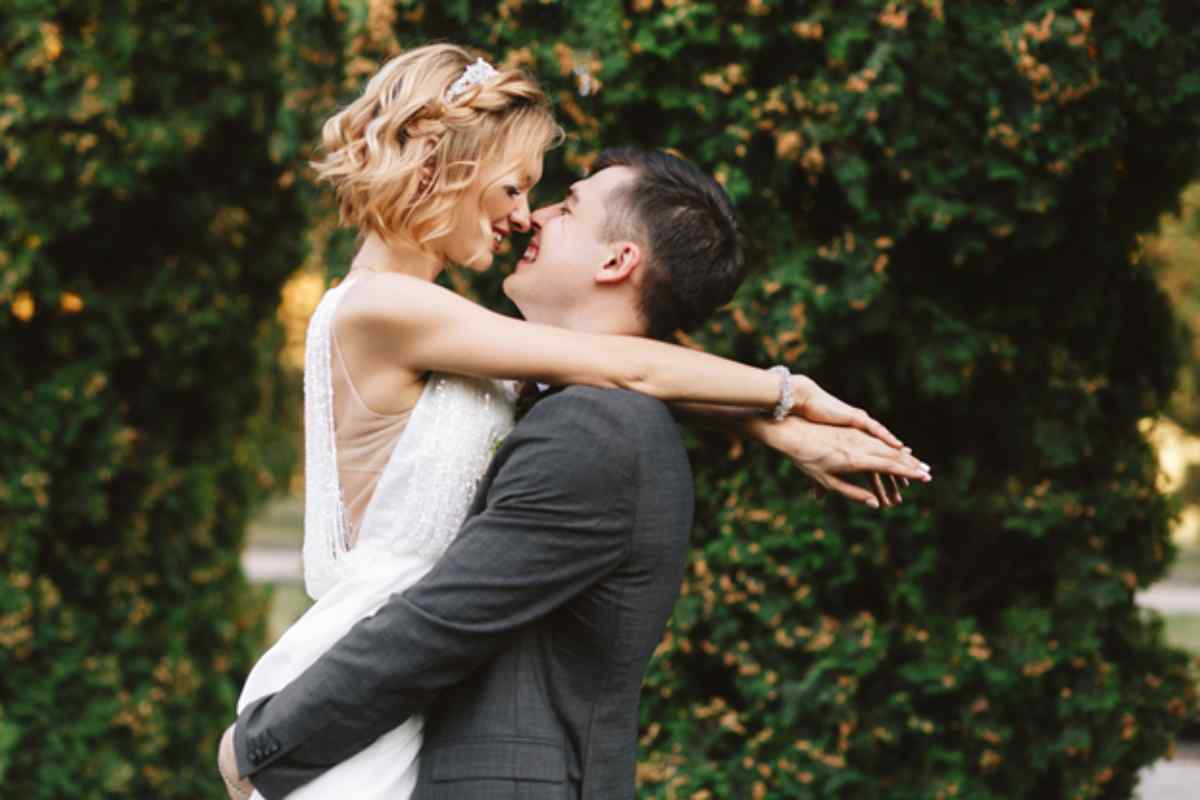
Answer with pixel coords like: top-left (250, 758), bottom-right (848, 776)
top-left (330, 271), bottom-right (433, 390)
top-left (337, 269), bottom-right (437, 312)
top-left (333, 270), bottom-right (448, 335)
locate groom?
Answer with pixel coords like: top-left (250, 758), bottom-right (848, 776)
top-left (222, 148), bottom-right (926, 798)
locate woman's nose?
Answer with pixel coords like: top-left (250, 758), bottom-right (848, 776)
top-left (509, 196), bottom-right (532, 233)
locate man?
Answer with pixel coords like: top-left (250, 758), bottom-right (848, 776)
top-left (221, 148), bottom-right (928, 798)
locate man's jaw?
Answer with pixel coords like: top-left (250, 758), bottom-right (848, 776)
top-left (502, 284), bottom-right (547, 326)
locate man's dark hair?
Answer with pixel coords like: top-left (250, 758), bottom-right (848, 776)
top-left (592, 148), bottom-right (746, 340)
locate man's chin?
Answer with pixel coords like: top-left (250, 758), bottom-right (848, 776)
top-left (501, 274), bottom-right (530, 317)
top-left (503, 283), bottom-right (550, 325)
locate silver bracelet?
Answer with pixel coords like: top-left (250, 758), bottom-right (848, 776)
top-left (768, 365), bottom-right (794, 421)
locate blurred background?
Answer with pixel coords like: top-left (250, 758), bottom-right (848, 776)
top-left (4, 2), bottom-right (1200, 797)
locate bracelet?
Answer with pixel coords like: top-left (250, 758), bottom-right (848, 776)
top-left (768, 365), bottom-right (794, 421)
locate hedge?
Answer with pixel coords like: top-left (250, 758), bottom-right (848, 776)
top-left (5, 1), bottom-right (1200, 798)
top-left (0, 2), bottom-right (304, 796)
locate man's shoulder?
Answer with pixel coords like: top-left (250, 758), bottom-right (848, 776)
top-left (520, 387), bottom-right (684, 468)
top-left (538, 386), bottom-right (676, 434)
top-left (555, 385), bottom-right (669, 411)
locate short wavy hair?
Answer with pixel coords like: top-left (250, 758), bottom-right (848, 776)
top-left (312, 44), bottom-right (562, 256)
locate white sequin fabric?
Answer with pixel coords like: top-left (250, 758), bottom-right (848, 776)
top-left (301, 279), bottom-right (516, 600)
top-left (301, 279), bottom-right (351, 600)
top-left (349, 371), bottom-right (515, 565)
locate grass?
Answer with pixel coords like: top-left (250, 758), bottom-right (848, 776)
top-left (246, 495), bottom-right (309, 641)
top-left (246, 495), bottom-right (304, 549)
top-left (1167, 546), bottom-right (1200, 584)
top-left (1164, 614), bottom-right (1200, 658)
top-left (1162, 544), bottom-right (1200, 657)
top-left (262, 583), bottom-right (314, 642)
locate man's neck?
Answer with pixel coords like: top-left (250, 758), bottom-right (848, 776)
top-left (530, 301), bottom-right (645, 339)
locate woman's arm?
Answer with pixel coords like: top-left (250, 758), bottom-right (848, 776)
top-left (340, 272), bottom-right (901, 444)
top-left (342, 271), bottom-right (780, 405)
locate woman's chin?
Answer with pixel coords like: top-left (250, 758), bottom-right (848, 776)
top-left (459, 251), bottom-right (495, 272)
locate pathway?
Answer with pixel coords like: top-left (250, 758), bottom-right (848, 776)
top-left (1138, 583), bottom-right (1200, 615)
top-left (1138, 745), bottom-right (1200, 800)
top-left (243, 547), bottom-right (302, 584)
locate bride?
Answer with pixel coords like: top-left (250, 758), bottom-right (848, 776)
top-left (219, 44), bottom-right (927, 799)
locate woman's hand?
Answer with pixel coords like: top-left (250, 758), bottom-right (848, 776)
top-left (749, 416), bottom-right (931, 508)
top-left (789, 374), bottom-right (904, 449)
top-left (219, 724), bottom-right (255, 799)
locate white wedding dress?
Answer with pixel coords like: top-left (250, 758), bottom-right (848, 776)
top-left (237, 275), bottom-right (516, 799)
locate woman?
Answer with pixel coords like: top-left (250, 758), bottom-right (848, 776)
top-left (220, 44), bottom-right (927, 799)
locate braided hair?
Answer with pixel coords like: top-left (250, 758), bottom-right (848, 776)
top-left (312, 44), bottom-right (562, 255)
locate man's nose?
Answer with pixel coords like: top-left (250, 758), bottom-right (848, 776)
top-left (509, 195), bottom-right (532, 233)
top-left (528, 203), bottom-right (558, 231)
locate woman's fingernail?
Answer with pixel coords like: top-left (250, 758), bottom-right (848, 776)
top-left (867, 498), bottom-right (880, 508)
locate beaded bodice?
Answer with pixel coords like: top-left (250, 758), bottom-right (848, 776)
top-left (301, 278), bottom-right (516, 600)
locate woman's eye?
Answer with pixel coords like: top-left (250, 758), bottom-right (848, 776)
top-left (505, 186), bottom-right (520, 198)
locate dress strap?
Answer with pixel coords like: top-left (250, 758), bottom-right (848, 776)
top-left (301, 281), bottom-right (354, 600)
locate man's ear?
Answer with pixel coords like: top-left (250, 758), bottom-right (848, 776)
top-left (595, 242), bottom-right (642, 285)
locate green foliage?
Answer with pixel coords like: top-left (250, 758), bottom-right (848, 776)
top-left (0, 1), bottom-right (304, 796)
top-left (603, 4), bottom-right (1199, 797)
top-left (6, 0), bottom-right (1200, 797)
top-left (607, 3), bottom-right (1200, 797)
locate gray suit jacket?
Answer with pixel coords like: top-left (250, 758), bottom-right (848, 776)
top-left (235, 386), bottom-right (694, 799)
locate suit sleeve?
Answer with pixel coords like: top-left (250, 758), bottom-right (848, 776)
top-left (235, 389), bottom-right (640, 798)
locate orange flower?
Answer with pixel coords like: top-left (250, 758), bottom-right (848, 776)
top-left (11, 291), bottom-right (34, 321)
top-left (60, 291), bottom-right (84, 313)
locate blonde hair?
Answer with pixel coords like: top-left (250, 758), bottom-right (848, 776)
top-left (313, 44), bottom-right (562, 255)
